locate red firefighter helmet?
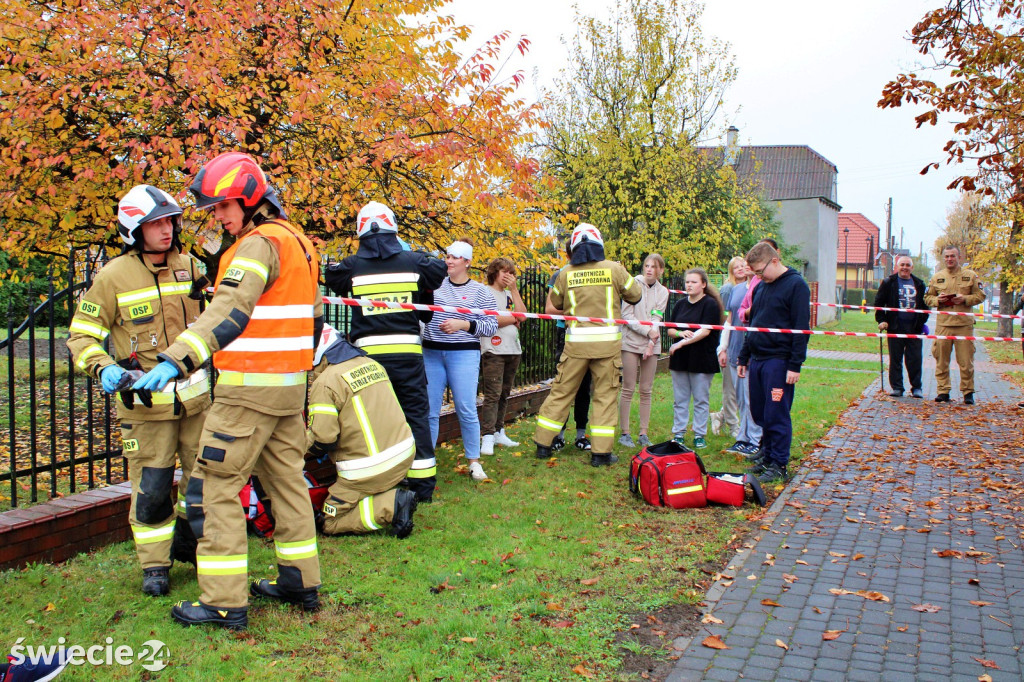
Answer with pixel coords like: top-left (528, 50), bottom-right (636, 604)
top-left (189, 152), bottom-right (283, 215)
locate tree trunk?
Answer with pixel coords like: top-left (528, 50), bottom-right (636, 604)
top-left (998, 281), bottom-right (1014, 338)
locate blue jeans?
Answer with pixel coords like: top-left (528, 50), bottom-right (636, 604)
top-left (425, 348), bottom-right (482, 460)
top-left (729, 363), bottom-right (762, 447)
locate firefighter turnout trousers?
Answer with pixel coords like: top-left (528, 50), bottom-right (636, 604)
top-left (321, 480), bottom-right (404, 535)
top-left (186, 403), bottom-right (320, 608)
top-left (932, 324), bottom-right (976, 394)
top-left (121, 411), bottom-right (206, 569)
top-left (534, 353), bottom-right (621, 453)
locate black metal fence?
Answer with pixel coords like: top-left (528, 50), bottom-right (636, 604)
top-left (1, 248), bottom-right (126, 509)
top-left (2, 257), bottom-right (562, 509)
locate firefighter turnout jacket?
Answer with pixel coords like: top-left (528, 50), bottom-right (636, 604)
top-left (324, 250), bottom-right (447, 355)
top-left (549, 260), bottom-right (642, 359)
top-left (67, 250), bottom-right (211, 419)
top-left (308, 351), bottom-right (415, 533)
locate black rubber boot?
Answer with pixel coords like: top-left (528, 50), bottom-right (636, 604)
top-left (535, 443), bottom-right (553, 460)
top-left (390, 489), bottom-right (418, 539)
top-left (171, 516), bottom-right (197, 566)
top-left (142, 567), bottom-right (170, 596)
top-left (171, 600), bottom-right (247, 630)
top-left (250, 579), bottom-right (320, 612)
top-left (589, 452), bottom-right (619, 467)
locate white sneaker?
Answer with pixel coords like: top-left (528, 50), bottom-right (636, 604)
top-left (469, 460), bottom-right (488, 481)
top-left (494, 429), bottom-right (519, 447)
top-left (481, 434), bottom-right (495, 455)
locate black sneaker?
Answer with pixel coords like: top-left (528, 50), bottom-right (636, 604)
top-left (744, 445), bottom-right (766, 461)
top-left (725, 441), bottom-right (747, 455)
top-left (1, 654), bottom-right (70, 680)
top-left (964, 392), bottom-right (975, 405)
top-left (551, 435), bottom-right (566, 451)
top-left (935, 393), bottom-right (950, 403)
top-left (746, 453), bottom-right (768, 475)
top-left (390, 489), bottom-right (418, 539)
top-left (575, 436), bottom-right (592, 451)
top-left (250, 578), bottom-right (320, 612)
top-left (171, 600), bottom-right (248, 630)
top-left (756, 462), bottom-right (789, 484)
top-left (142, 567), bottom-right (170, 597)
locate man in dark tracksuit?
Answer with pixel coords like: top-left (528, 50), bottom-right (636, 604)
top-left (738, 242), bottom-right (810, 484)
top-left (874, 256), bottom-right (929, 398)
top-left (324, 202), bottom-right (446, 502)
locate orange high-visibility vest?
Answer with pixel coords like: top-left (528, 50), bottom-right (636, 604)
top-left (214, 220), bottom-right (319, 373)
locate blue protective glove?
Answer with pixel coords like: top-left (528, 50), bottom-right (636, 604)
top-left (100, 365), bottom-right (126, 394)
top-left (132, 360), bottom-right (180, 392)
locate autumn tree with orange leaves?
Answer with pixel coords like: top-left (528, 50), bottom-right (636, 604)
top-left (880, 0), bottom-right (1024, 334)
top-left (0, 0), bottom-right (551, 270)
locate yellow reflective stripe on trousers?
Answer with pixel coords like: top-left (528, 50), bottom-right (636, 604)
top-left (131, 519), bottom-right (175, 544)
top-left (352, 395), bottom-right (379, 454)
top-left (274, 538), bottom-right (318, 561)
top-left (537, 415), bottom-right (562, 432)
top-left (308, 403), bottom-right (339, 417)
top-left (591, 426), bottom-right (615, 437)
top-left (69, 318), bottom-right (110, 340)
top-left (197, 554), bottom-right (248, 575)
top-left (359, 497), bottom-right (382, 531)
top-left (217, 371), bottom-right (307, 387)
top-left (76, 344), bottom-right (107, 370)
top-left (406, 456), bottom-right (437, 478)
top-left (179, 330), bottom-right (211, 363)
top-left (229, 257), bottom-right (270, 283)
top-left (337, 436), bottom-right (415, 481)
top-left (666, 485), bottom-right (704, 496)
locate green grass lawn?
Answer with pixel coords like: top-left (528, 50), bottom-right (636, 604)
top-left (0, 366), bottom-right (875, 680)
top-left (807, 311), bottom-right (888, 355)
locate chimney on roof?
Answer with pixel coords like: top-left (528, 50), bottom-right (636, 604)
top-left (725, 126), bottom-right (739, 166)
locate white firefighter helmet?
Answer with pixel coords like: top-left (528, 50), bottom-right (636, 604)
top-left (570, 222), bottom-right (604, 252)
top-left (356, 201), bottom-right (398, 238)
top-left (117, 185), bottom-right (183, 248)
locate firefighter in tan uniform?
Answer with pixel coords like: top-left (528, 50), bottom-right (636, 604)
top-left (534, 224), bottom-right (642, 465)
top-left (67, 185), bottom-right (210, 597)
top-left (306, 325), bottom-right (419, 538)
top-left (134, 153), bottom-right (322, 630)
top-left (924, 245), bottom-right (985, 404)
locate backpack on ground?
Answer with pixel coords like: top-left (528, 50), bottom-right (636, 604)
top-left (629, 441), bottom-right (708, 508)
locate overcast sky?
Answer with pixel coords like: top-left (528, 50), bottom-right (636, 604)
top-left (445, 0), bottom-right (961, 266)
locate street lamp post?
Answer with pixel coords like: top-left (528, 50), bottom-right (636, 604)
top-left (842, 226), bottom-right (850, 305)
top-left (864, 237), bottom-right (872, 287)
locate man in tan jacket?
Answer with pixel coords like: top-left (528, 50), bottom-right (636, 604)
top-left (924, 245), bottom-right (985, 404)
top-left (67, 185), bottom-right (210, 597)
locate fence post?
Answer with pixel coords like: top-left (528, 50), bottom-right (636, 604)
top-left (6, 300), bottom-right (15, 508)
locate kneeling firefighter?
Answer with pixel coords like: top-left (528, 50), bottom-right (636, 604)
top-left (306, 325), bottom-right (419, 538)
top-left (67, 184), bottom-right (211, 597)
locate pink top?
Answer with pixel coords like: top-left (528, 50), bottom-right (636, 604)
top-left (738, 276), bottom-right (762, 323)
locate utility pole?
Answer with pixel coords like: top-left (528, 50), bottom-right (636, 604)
top-left (884, 198), bottom-right (893, 271)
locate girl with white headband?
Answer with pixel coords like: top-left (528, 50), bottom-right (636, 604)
top-left (421, 237), bottom-right (498, 482)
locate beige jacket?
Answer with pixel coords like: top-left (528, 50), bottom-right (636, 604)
top-left (924, 266), bottom-right (985, 327)
top-left (620, 276), bottom-right (669, 354)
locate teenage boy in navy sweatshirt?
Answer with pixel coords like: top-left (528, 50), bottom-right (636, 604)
top-left (737, 242), bottom-right (810, 484)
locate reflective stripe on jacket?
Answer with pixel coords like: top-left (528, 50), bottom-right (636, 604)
top-left (213, 220), bottom-right (319, 373)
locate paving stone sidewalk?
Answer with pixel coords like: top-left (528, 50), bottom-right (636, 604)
top-left (669, 343), bottom-right (1024, 681)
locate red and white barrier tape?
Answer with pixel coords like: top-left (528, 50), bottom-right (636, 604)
top-left (664, 288), bottom-right (1020, 320)
top-left (321, 296), bottom-right (1023, 343)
